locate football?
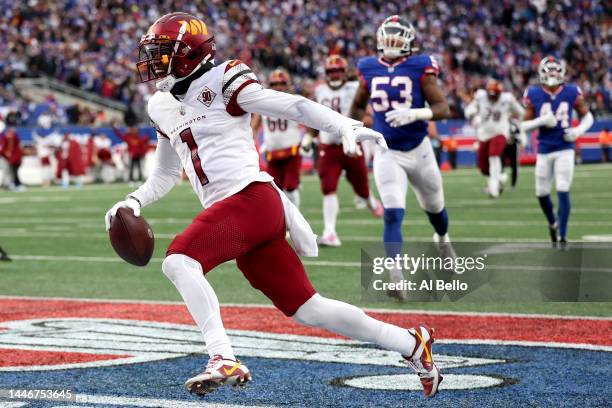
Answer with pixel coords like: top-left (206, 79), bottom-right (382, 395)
top-left (108, 207), bottom-right (155, 266)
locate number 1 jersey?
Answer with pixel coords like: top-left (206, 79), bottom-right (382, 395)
top-left (147, 60), bottom-right (272, 209)
top-left (357, 54), bottom-right (439, 151)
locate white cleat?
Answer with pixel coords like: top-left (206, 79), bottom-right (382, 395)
top-left (403, 325), bottom-right (443, 398)
top-left (185, 355), bottom-right (251, 396)
top-left (317, 232), bottom-right (342, 247)
top-left (433, 233), bottom-right (459, 272)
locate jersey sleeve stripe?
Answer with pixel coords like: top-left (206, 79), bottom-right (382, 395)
top-left (222, 69), bottom-right (255, 94)
top-left (225, 79), bottom-right (260, 116)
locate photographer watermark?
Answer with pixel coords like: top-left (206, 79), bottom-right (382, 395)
top-left (361, 242), bottom-right (612, 302)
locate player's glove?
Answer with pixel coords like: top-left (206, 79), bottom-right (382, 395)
top-left (105, 197), bottom-right (141, 231)
top-left (563, 127), bottom-right (581, 142)
top-left (299, 134), bottom-right (314, 157)
top-left (541, 111), bottom-right (557, 128)
top-left (340, 122), bottom-right (387, 157)
top-left (385, 108), bottom-right (433, 128)
top-left (471, 115), bottom-right (482, 129)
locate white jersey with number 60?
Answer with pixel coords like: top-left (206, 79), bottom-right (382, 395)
top-left (466, 90), bottom-right (525, 142)
top-left (314, 81), bottom-right (360, 144)
top-left (261, 115), bottom-right (303, 151)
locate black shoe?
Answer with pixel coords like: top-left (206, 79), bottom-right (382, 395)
top-left (0, 247), bottom-right (11, 262)
top-left (548, 223), bottom-right (558, 248)
top-left (559, 238), bottom-right (568, 251)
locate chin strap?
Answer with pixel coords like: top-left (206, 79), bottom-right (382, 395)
top-left (156, 54), bottom-right (214, 92)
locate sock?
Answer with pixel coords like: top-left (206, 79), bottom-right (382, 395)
top-left (537, 195), bottom-right (556, 226)
top-left (426, 208), bottom-right (449, 236)
top-left (285, 189), bottom-right (300, 209)
top-left (367, 191), bottom-right (379, 209)
top-left (162, 254), bottom-right (235, 360)
top-left (323, 194), bottom-right (339, 235)
top-left (557, 191), bottom-right (571, 239)
top-left (488, 156), bottom-right (502, 196)
top-left (383, 208), bottom-right (404, 257)
top-left (293, 294), bottom-right (416, 356)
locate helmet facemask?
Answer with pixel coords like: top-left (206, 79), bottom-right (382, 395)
top-left (376, 17), bottom-right (417, 60)
top-left (325, 68), bottom-right (345, 89)
top-left (538, 58), bottom-right (566, 88)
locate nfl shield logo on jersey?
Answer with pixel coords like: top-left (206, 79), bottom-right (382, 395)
top-left (198, 86), bottom-right (217, 107)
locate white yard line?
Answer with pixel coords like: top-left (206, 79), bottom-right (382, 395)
top-left (0, 294), bottom-right (610, 321)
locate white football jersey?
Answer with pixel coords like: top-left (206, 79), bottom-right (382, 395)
top-left (261, 115), bottom-right (302, 151)
top-left (314, 81), bottom-right (359, 144)
top-left (147, 60), bottom-right (272, 208)
top-left (469, 90), bottom-right (525, 141)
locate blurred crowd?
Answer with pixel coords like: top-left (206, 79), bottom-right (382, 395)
top-left (0, 126), bottom-right (151, 190)
top-left (0, 0), bottom-right (610, 125)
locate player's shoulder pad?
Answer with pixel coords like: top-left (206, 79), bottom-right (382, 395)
top-left (565, 83), bottom-right (583, 96)
top-left (221, 59), bottom-right (261, 116)
top-left (501, 92), bottom-right (517, 102)
top-left (410, 54), bottom-right (440, 76)
top-left (147, 91), bottom-right (175, 124)
top-left (356, 56), bottom-right (379, 72)
top-left (475, 89), bottom-right (487, 100)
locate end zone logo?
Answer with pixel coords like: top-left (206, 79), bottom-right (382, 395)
top-left (0, 298), bottom-right (609, 407)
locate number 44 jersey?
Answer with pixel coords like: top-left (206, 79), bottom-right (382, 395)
top-left (146, 60), bottom-right (273, 209)
top-left (357, 54), bottom-right (439, 151)
top-left (523, 84), bottom-right (584, 154)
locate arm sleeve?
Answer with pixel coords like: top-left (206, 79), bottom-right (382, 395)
top-left (129, 135), bottom-right (182, 207)
top-left (464, 99), bottom-right (478, 119)
top-left (510, 95), bottom-right (526, 118)
top-left (237, 84), bottom-right (360, 135)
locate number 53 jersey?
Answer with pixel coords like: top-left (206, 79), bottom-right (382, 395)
top-left (523, 84), bottom-right (584, 154)
top-left (146, 60), bottom-right (273, 209)
top-left (357, 54), bottom-right (439, 151)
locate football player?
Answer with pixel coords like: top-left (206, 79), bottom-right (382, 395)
top-left (105, 13), bottom-right (442, 397)
top-left (302, 55), bottom-right (383, 247)
top-left (465, 79), bottom-right (525, 198)
top-left (251, 69), bottom-right (303, 207)
top-left (521, 56), bottom-right (593, 247)
top-left (349, 15), bottom-right (455, 288)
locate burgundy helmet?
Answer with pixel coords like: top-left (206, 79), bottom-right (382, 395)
top-left (137, 12), bottom-right (215, 87)
top-left (324, 55), bottom-right (348, 88)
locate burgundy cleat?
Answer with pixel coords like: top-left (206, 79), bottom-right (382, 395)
top-left (403, 325), bottom-right (443, 397)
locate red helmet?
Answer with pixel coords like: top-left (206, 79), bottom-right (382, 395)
top-left (137, 12), bottom-right (215, 85)
top-left (486, 79), bottom-right (503, 100)
top-left (268, 69), bottom-right (290, 88)
top-left (324, 55), bottom-right (347, 88)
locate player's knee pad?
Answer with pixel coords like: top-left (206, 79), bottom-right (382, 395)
top-left (161, 254), bottom-right (183, 282)
top-left (535, 177), bottom-right (552, 197)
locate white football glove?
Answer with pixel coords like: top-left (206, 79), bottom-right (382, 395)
top-left (340, 122), bottom-right (387, 157)
top-left (385, 107), bottom-right (433, 128)
top-left (471, 115), bottom-right (482, 129)
top-left (258, 143), bottom-right (267, 154)
top-left (299, 134), bottom-right (314, 157)
top-left (563, 127), bottom-right (580, 142)
top-left (105, 197), bottom-right (141, 231)
top-left (541, 111), bottom-right (557, 128)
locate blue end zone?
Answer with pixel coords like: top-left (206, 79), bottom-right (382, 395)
top-left (1, 343), bottom-right (610, 407)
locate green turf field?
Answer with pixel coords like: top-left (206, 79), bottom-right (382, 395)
top-left (1, 164), bottom-right (611, 316)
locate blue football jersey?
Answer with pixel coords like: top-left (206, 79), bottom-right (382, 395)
top-left (357, 54), bottom-right (439, 151)
top-left (523, 84), bottom-right (583, 154)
